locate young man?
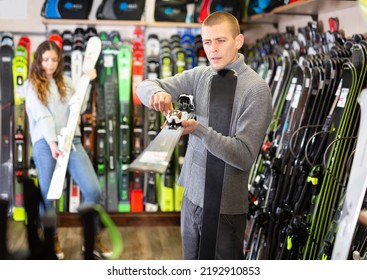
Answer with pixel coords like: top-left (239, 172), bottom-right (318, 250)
top-left (136, 11), bottom-right (272, 259)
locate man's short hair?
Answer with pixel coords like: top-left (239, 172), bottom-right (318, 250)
top-left (202, 11), bottom-right (240, 37)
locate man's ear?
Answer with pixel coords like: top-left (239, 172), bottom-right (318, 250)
top-left (236, 33), bottom-right (245, 50)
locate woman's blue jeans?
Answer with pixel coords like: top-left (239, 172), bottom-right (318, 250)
top-left (32, 137), bottom-right (101, 216)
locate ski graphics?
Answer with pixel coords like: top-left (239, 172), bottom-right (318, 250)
top-left (47, 36), bottom-right (102, 200)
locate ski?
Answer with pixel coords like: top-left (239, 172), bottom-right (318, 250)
top-left (144, 34), bottom-right (160, 212)
top-left (0, 34), bottom-right (15, 215)
top-left (95, 32), bottom-right (109, 208)
top-left (130, 27), bottom-right (145, 212)
top-left (128, 94), bottom-right (195, 174)
top-left (117, 42), bottom-right (132, 212)
top-left (172, 34), bottom-right (188, 212)
top-left (68, 33), bottom-right (85, 209)
top-left (81, 28), bottom-right (98, 164)
top-left (102, 35), bottom-right (119, 212)
top-left (12, 44), bottom-right (28, 221)
top-left (47, 36), bottom-right (102, 200)
top-left (332, 89), bottom-right (367, 260)
top-left (144, 109), bottom-right (160, 212)
top-left (156, 37), bottom-right (176, 211)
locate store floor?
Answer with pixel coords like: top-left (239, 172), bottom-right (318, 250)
top-left (6, 219), bottom-right (183, 260)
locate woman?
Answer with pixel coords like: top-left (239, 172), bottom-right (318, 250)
top-left (24, 40), bottom-right (111, 260)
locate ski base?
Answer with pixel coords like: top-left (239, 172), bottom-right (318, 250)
top-left (128, 126), bottom-right (184, 174)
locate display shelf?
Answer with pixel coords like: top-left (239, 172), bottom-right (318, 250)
top-left (242, 0), bottom-right (358, 28)
top-left (46, 1), bottom-right (357, 230)
top-left (41, 17), bottom-right (187, 229)
top-left (42, 1), bottom-right (358, 31)
top-left (59, 212), bottom-right (180, 227)
top-left (42, 18), bottom-right (201, 29)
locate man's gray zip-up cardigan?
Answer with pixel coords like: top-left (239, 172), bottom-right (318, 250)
top-left (137, 53), bottom-right (272, 215)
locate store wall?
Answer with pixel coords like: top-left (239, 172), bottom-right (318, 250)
top-left (0, 1), bottom-right (366, 51)
top-left (0, 0), bottom-right (152, 51)
top-left (0, 0), bottom-right (46, 49)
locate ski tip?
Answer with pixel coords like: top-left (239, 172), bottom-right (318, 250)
top-left (82, 36), bottom-right (102, 73)
top-left (87, 36), bottom-right (102, 46)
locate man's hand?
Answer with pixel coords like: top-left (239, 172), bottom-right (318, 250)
top-left (149, 91), bottom-right (173, 116)
top-left (49, 141), bottom-right (64, 160)
top-left (181, 119), bottom-right (199, 135)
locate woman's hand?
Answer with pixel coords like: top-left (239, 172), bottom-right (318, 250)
top-left (87, 68), bottom-right (97, 81)
top-left (49, 141), bottom-right (64, 160)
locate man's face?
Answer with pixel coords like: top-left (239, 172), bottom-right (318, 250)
top-left (201, 22), bottom-right (244, 70)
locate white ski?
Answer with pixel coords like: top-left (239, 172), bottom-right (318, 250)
top-left (71, 49), bottom-right (83, 86)
top-left (332, 89), bottom-right (367, 260)
top-left (47, 37), bottom-right (102, 200)
top-left (128, 126), bottom-right (184, 174)
top-left (128, 95), bottom-right (194, 174)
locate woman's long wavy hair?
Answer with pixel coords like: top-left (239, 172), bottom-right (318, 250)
top-left (29, 40), bottom-right (68, 106)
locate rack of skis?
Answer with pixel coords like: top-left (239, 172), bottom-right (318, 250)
top-left (0, 33), bottom-right (31, 222)
top-left (243, 19), bottom-right (367, 260)
top-left (0, 27), bottom-right (210, 219)
top-left (2, 18), bottom-right (366, 259)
